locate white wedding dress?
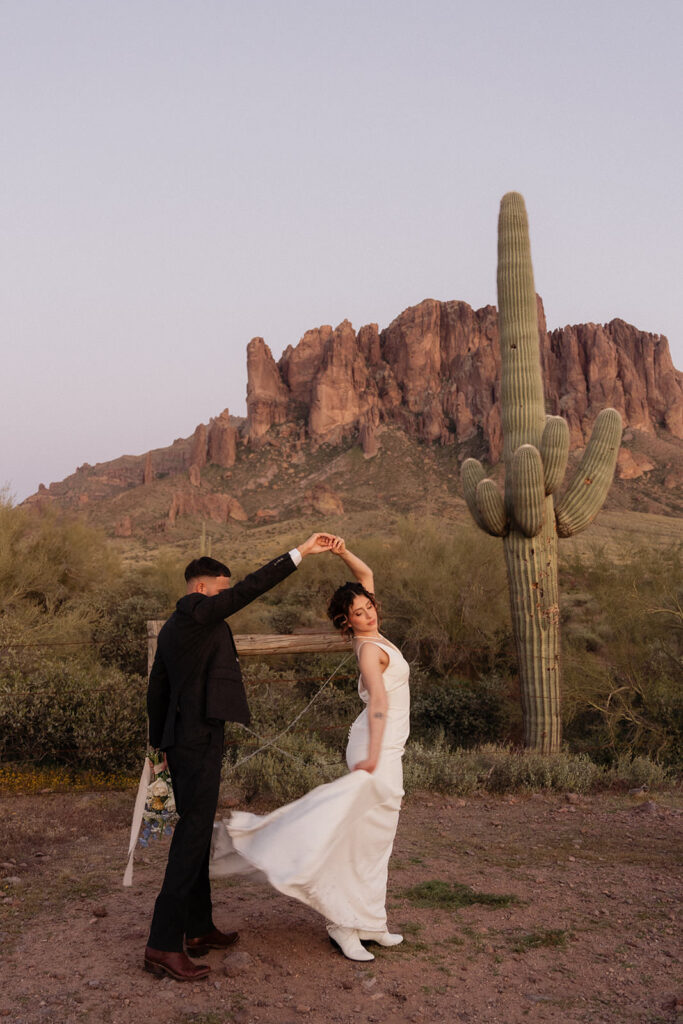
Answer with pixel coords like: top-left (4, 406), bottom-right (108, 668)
top-left (210, 638), bottom-right (410, 932)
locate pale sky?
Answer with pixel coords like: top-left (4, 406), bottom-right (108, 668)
top-left (2, 0), bottom-right (681, 501)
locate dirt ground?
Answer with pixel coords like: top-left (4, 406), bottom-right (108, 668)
top-left (0, 787), bottom-right (681, 1024)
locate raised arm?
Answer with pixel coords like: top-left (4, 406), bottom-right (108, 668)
top-left (184, 532), bottom-right (336, 626)
top-left (352, 642), bottom-right (388, 772)
top-left (329, 538), bottom-right (375, 594)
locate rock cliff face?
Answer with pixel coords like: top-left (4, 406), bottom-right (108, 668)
top-left (25, 297), bottom-right (682, 521)
top-left (245, 298), bottom-right (682, 463)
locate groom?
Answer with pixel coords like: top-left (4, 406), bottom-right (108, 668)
top-left (144, 533), bottom-right (333, 981)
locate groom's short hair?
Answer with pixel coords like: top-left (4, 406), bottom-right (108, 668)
top-left (184, 556), bottom-right (231, 582)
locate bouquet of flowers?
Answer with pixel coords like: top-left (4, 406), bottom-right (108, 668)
top-left (139, 749), bottom-right (178, 847)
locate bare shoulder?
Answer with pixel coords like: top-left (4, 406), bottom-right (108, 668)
top-left (356, 638), bottom-right (389, 671)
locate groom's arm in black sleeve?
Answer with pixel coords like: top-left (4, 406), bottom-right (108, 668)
top-left (179, 550), bottom-right (298, 626)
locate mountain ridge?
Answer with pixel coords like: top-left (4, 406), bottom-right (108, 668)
top-left (25, 296), bottom-right (683, 540)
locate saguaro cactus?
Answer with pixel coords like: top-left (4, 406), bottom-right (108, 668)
top-left (462, 193), bottom-right (622, 753)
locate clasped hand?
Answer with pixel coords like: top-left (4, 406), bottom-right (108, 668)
top-left (297, 532), bottom-right (346, 556)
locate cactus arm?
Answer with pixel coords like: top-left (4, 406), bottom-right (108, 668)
top-left (461, 458), bottom-right (508, 536)
top-left (555, 408), bottom-right (622, 537)
top-left (461, 458), bottom-right (488, 531)
top-left (476, 479), bottom-right (508, 536)
top-left (509, 444), bottom-right (545, 537)
top-left (540, 416), bottom-right (570, 494)
top-left (497, 193), bottom-right (547, 460)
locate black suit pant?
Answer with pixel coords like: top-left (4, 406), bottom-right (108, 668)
top-left (147, 725), bottom-right (224, 951)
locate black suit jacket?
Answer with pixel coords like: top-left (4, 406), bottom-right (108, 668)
top-left (147, 552), bottom-right (297, 750)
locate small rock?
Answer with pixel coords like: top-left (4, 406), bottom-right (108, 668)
top-left (635, 800), bottom-right (658, 815)
top-left (92, 905), bottom-right (108, 918)
top-left (87, 980), bottom-right (102, 989)
top-left (295, 1006), bottom-right (311, 1014)
top-left (223, 951), bottom-right (254, 977)
top-left (565, 792), bottom-right (580, 804)
top-left (2, 877), bottom-right (23, 887)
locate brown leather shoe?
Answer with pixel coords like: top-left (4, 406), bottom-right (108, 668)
top-left (186, 926), bottom-right (239, 957)
top-left (144, 946), bottom-right (211, 981)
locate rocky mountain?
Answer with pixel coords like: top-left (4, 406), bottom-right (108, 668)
top-left (245, 297), bottom-right (682, 462)
top-left (26, 296), bottom-right (683, 536)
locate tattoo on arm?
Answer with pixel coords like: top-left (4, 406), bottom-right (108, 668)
top-left (373, 711), bottom-right (384, 719)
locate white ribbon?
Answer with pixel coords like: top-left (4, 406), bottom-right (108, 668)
top-left (122, 758), bottom-right (165, 887)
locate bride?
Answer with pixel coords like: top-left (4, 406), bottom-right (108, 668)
top-left (210, 538), bottom-right (410, 962)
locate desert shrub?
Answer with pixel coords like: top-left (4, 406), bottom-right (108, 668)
top-left (90, 551), bottom-right (185, 675)
top-left (561, 543), bottom-right (682, 766)
top-left (222, 732), bottom-right (675, 803)
top-left (223, 730), bottom-right (345, 803)
top-left (403, 737), bottom-right (480, 795)
top-left (474, 744), bottom-right (602, 794)
top-left (410, 673), bottom-right (517, 748)
top-left (239, 657), bottom-right (359, 740)
top-left (94, 589), bottom-right (178, 676)
top-left (404, 741), bottom-right (612, 795)
top-left (0, 658), bottom-right (146, 770)
top-left (605, 753), bottom-right (671, 790)
top-left (0, 496), bottom-right (119, 615)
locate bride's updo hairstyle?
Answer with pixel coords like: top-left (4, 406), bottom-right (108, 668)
top-left (327, 582), bottom-right (380, 638)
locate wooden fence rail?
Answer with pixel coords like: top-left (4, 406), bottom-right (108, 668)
top-left (147, 621), bottom-right (352, 675)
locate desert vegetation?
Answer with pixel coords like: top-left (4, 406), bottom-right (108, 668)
top-left (0, 493), bottom-right (680, 797)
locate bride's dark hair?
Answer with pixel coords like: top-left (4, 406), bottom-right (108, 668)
top-left (327, 582), bottom-right (380, 638)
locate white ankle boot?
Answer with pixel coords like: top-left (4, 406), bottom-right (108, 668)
top-left (357, 930), bottom-right (403, 946)
top-left (327, 924), bottom-right (375, 961)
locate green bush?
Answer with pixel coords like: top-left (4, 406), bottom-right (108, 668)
top-left (0, 658), bottom-right (146, 770)
top-left (405, 741), bottom-right (606, 795)
top-left (410, 673), bottom-right (517, 748)
top-left (94, 592), bottom-right (172, 676)
top-left (474, 744), bottom-right (601, 794)
top-left (223, 730), bottom-right (346, 803)
top-left (561, 543), bottom-right (682, 766)
top-left (403, 737), bottom-right (481, 795)
top-left (0, 496), bottom-right (118, 615)
top-left (605, 753), bottom-right (671, 791)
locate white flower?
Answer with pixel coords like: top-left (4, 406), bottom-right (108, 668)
top-left (149, 778), bottom-right (169, 798)
top-left (165, 792), bottom-right (176, 813)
